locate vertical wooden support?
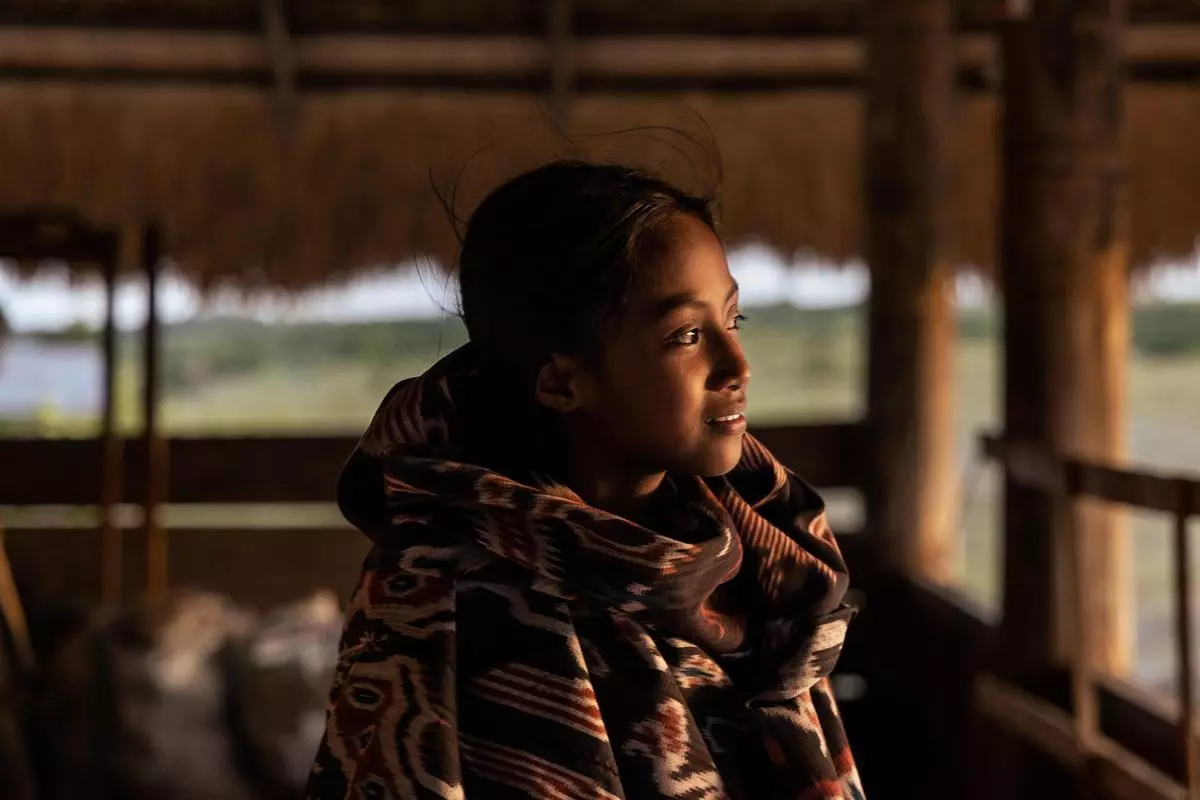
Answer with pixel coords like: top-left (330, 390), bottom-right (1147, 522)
top-left (1172, 485), bottom-right (1198, 799)
top-left (1064, 466), bottom-right (1101, 800)
top-left (99, 231), bottom-right (124, 606)
top-left (0, 510), bottom-right (33, 676)
top-left (260, 0), bottom-right (298, 136)
top-left (864, 0), bottom-right (957, 581)
top-left (142, 223), bottom-right (168, 601)
top-left (546, 0), bottom-right (574, 129)
top-left (998, 0), bottom-right (1130, 676)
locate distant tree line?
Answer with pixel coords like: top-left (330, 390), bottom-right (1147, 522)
top-left (956, 302), bottom-right (1200, 357)
top-left (16, 302), bottom-right (1200, 393)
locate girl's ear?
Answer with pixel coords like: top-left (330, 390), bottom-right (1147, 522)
top-left (534, 354), bottom-right (585, 413)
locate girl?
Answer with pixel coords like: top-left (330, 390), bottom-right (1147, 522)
top-left (306, 161), bottom-right (863, 800)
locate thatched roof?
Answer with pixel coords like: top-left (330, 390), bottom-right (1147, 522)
top-left (3, 0), bottom-right (1200, 286)
top-left (2, 81), bottom-right (1199, 287)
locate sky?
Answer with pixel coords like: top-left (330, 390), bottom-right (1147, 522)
top-left (1, 243), bottom-right (1198, 332)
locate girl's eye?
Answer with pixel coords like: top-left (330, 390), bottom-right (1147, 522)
top-left (673, 329), bottom-right (701, 346)
top-left (730, 313), bottom-right (748, 331)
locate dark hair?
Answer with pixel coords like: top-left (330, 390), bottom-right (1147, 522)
top-left (458, 160), bottom-right (716, 379)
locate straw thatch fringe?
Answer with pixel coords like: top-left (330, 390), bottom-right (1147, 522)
top-left (0, 84), bottom-right (1196, 288)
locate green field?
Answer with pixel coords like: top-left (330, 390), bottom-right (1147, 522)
top-left (6, 301), bottom-right (1200, 696)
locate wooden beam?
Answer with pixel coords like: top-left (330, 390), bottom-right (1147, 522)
top-left (975, 674), bottom-right (1188, 800)
top-left (0, 528), bottom-right (34, 678)
top-left (4, 526), bottom-right (369, 612)
top-left (0, 436), bottom-right (356, 505)
top-left (3, 26), bottom-right (1200, 91)
top-left (998, 0), bottom-right (1131, 678)
top-left (546, 0), bottom-right (574, 127)
top-left (100, 231), bottom-right (123, 606)
top-left (976, 673), bottom-right (1084, 768)
top-left (0, 423), bottom-right (864, 507)
top-left (259, 0), bottom-right (298, 131)
top-left (0, 0), bottom-right (1197, 37)
top-left (863, 0), bottom-right (956, 582)
top-left (981, 436), bottom-right (1200, 518)
top-left (1173, 507), bottom-right (1200, 797)
top-left (141, 223), bottom-right (168, 600)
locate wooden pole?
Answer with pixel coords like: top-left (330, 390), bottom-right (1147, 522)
top-left (998, 0), bottom-right (1130, 676)
top-left (864, 0), bottom-right (957, 581)
top-left (259, 0), bottom-right (298, 135)
top-left (1064, 467), bottom-right (1101, 800)
top-left (546, 0), bottom-right (574, 128)
top-left (142, 223), bottom-right (169, 601)
top-left (99, 231), bottom-right (124, 606)
top-left (1172, 484), bottom-right (1197, 799)
top-left (0, 520), bottom-right (34, 677)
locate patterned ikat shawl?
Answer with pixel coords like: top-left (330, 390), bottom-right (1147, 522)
top-left (306, 345), bottom-right (865, 800)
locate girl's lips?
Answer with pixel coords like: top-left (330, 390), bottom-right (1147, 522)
top-left (706, 413), bottom-right (747, 433)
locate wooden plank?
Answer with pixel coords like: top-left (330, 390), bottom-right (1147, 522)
top-left (99, 231), bottom-right (123, 605)
top-left (1173, 509), bottom-right (1200, 797)
top-left (0, 27), bottom-right (917, 83)
top-left (0, 0), bottom-right (863, 37)
top-left (975, 674), bottom-right (1187, 800)
top-left (0, 422), bottom-right (863, 506)
top-left (982, 435), bottom-right (1200, 517)
top-left (141, 224), bottom-right (168, 600)
top-left (976, 673), bottom-right (1085, 768)
top-left (259, 0), bottom-right (298, 130)
top-left (1, 0), bottom-right (1197, 36)
top-left (6, 523), bottom-right (865, 615)
top-left (3, 526), bottom-right (369, 612)
top-left (981, 664), bottom-right (1200, 786)
top-left (1082, 464), bottom-right (1180, 515)
top-left (3, 26), bottom-right (1200, 91)
top-left (981, 436), bottom-right (1071, 495)
top-left (1099, 674), bottom-right (1200, 783)
top-left (546, 0), bottom-right (574, 126)
top-left (0, 436), bottom-right (355, 505)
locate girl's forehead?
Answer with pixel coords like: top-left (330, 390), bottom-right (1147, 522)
top-left (633, 216), bottom-right (733, 298)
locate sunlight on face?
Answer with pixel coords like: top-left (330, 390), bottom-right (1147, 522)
top-left (576, 213), bottom-right (752, 478)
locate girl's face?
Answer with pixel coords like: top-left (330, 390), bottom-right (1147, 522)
top-left (551, 213), bottom-right (751, 491)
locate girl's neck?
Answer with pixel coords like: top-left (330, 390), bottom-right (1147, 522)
top-left (465, 374), bottom-right (668, 519)
top-left (564, 465), bottom-right (667, 519)
top-left (555, 414), bottom-right (671, 519)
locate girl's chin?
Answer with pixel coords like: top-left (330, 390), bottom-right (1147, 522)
top-left (692, 437), bottom-right (746, 478)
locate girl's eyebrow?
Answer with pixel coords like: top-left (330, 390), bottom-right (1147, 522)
top-left (644, 282), bottom-right (740, 321)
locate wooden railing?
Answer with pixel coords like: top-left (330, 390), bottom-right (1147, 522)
top-left (0, 422), bottom-right (863, 506)
top-left (0, 422), bottom-right (864, 609)
top-left (980, 435), bottom-right (1200, 800)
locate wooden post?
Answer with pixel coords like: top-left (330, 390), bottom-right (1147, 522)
top-left (1063, 465), bottom-right (1101, 800)
top-left (864, 0), bottom-right (957, 582)
top-left (1172, 485), bottom-right (1198, 798)
top-left (259, 0), bottom-right (298, 135)
top-left (546, 0), bottom-right (574, 129)
top-left (142, 223), bottom-right (169, 601)
top-left (998, 0), bottom-right (1130, 676)
top-left (99, 231), bottom-right (124, 606)
top-left (0, 526), bottom-right (34, 677)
